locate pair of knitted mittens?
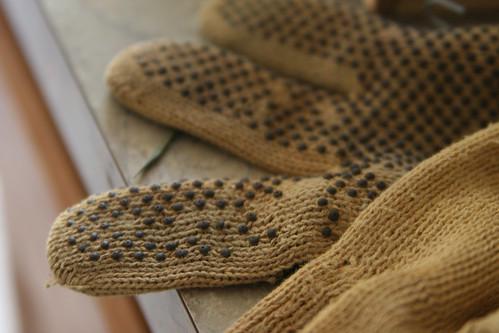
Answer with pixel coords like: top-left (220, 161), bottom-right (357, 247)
top-left (228, 121), bottom-right (499, 333)
top-left (47, 0), bottom-right (499, 299)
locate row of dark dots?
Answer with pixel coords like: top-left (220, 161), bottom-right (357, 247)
top-left (314, 166), bottom-right (389, 236)
top-left (141, 47), bottom-right (494, 160)
top-left (156, 45), bottom-right (271, 79)
top-left (135, 44), bottom-right (486, 158)
top-left (220, 0), bottom-right (370, 33)
top-left (138, 44), bottom-right (268, 75)
top-left (264, 93), bottom-right (493, 158)
top-left (219, 1), bottom-right (390, 60)
top-left (71, 213), bottom-right (280, 241)
top-left (134, 47), bottom-right (499, 163)
top-left (68, 221), bottom-right (280, 262)
top-left (70, 176), bottom-right (286, 228)
top-left (141, 54), bottom-right (274, 111)
top-left (319, 169), bottom-right (388, 203)
top-left (65, 178), bottom-right (287, 261)
top-left (220, 0), bottom-right (499, 75)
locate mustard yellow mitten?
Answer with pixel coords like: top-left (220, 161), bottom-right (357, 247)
top-left (48, 163), bottom-right (399, 295)
top-left (107, 37), bottom-right (499, 177)
top-left (201, 0), bottom-right (499, 96)
top-left (47, 37), bottom-right (499, 295)
top-left (227, 123), bottom-right (499, 333)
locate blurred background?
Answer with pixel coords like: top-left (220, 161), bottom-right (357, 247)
top-left (0, 10), bottom-right (102, 333)
top-left (0, 4), bottom-right (147, 333)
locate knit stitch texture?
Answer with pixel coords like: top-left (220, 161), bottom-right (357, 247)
top-left (227, 123), bottom-right (499, 333)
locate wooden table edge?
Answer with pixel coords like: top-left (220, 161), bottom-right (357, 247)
top-left (0, 0), bottom-right (198, 332)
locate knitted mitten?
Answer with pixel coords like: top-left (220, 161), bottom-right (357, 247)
top-left (48, 35), bottom-right (499, 295)
top-left (200, 0), bottom-right (499, 94)
top-left (106, 38), bottom-right (499, 176)
top-left (48, 163), bottom-right (402, 295)
top-left (106, 41), bottom-right (347, 175)
top-left (227, 123), bottom-right (499, 333)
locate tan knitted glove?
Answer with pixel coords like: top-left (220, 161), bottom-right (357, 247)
top-left (47, 163), bottom-right (399, 295)
top-left (107, 31), bottom-right (499, 177)
top-left (48, 12), bottom-right (499, 295)
top-left (200, 0), bottom-right (499, 94)
top-left (227, 122), bottom-right (499, 333)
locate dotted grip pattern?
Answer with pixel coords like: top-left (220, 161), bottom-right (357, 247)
top-left (47, 0), bottom-right (499, 297)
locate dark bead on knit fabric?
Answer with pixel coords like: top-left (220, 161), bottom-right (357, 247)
top-left (248, 235), bottom-right (260, 246)
top-left (123, 240), bottom-right (133, 248)
top-left (317, 198), bottom-right (328, 206)
top-left (134, 252), bottom-right (145, 260)
top-left (199, 244), bottom-right (211, 255)
top-left (155, 253), bottom-right (166, 261)
top-left (90, 232), bottom-right (99, 241)
top-left (267, 228), bottom-right (278, 239)
top-left (220, 248), bottom-right (231, 258)
top-left (328, 209), bottom-right (340, 222)
top-left (67, 236), bottom-right (76, 245)
top-left (78, 243), bottom-right (88, 252)
top-left (327, 186), bottom-right (337, 195)
top-left (246, 212), bottom-right (257, 222)
top-left (238, 224), bottom-right (249, 234)
top-left (197, 220), bottom-right (210, 230)
top-left (145, 242), bottom-right (157, 250)
top-left (163, 216), bottom-right (175, 225)
top-left (377, 181), bottom-right (387, 190)
top-left (144, 217), bottom-right (155, 226)
top-left (165, 241), bottom-right (178, 251)
top-left (321, 227), bottom-right (332, 237)
top-left (194, 198), bottom-right (206, 209)
top-left (111, 250), bottom-right (123, 261)
top-left (203, 189), bottom-right (215, 198)
top-left (216, 200), bottom-right (227, 209)
top-left (171, 203), bottom-right (184, 211)
top-left (234, 198), bottom-right (245, 208)
top-left (187, 236), bottom-right (198, 245)
top-left (175, 249), bottom-right (188, 258)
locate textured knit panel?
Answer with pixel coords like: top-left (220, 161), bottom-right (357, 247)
top-left (227, 123), bottom-right (499, 333)
top-left (49, 32), bottom-right (499, 295)
top-left (107, 40), bottom-right (499, 176)
top-left (201, 0), bottom-right (499, 97)
top-left (47, 166), bottom-right (398, 295)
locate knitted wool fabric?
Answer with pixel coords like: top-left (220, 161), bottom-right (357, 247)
top-left (106, 39), bottom-right (499, 176)
top-left (227, 123), bottom-right (499, 333)
top-left (47, 36), bottom-right (498, 295)
top-left (200, 0), bottom-right (499, 94)
top-left (48, 164), bottom-right (402, 295)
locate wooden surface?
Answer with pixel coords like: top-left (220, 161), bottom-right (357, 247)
top-left (2, 0), bottom-right (274, 332)
top-left (0, 7), bottom-right (149, 333)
